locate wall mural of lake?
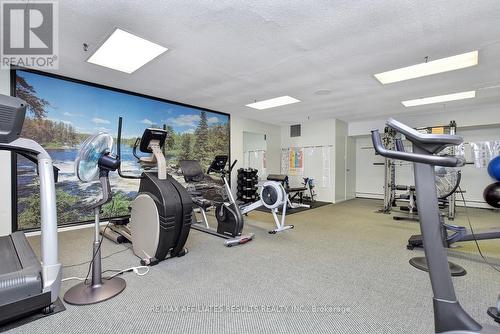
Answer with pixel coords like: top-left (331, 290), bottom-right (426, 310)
top-left (14, 69), bottom-right (230, 230)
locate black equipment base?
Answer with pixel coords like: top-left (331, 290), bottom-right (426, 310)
top-left (0, 298), bottom-right (65, 332)
top-left (407, 234), bottom-right (424, 249)
top-left (487, 306), bottom-right (500, 324)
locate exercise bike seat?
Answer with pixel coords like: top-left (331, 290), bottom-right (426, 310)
top-left (179, 160), bottom-right (207, 183)
top-left (386, 118), bottom-right (462, 153)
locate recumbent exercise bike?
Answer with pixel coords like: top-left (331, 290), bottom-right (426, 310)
top-left (181, 156), bottom-right (293, 246)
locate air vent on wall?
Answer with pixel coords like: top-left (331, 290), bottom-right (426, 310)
top-left (290, 124), bottom-right (301, 137)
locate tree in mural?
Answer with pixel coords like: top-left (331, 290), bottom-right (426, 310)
top-left (193, 111), bottom-right (209, 166)
top-left (179, 133), bottom-right (192, 160)
top-left (208, 123), bottom-right (230, 158)
top-left (16, 76), bottom-right (50, 119)
top-left (17, 75), bottom-right (78, 147)
top-left (164, 124), bottom-right (175, 151)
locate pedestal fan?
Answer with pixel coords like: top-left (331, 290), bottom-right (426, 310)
top-left (64, 133), bottom-right (126, 305)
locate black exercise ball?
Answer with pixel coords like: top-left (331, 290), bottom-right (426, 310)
top-left (483, 182), bottom-right (500, 208)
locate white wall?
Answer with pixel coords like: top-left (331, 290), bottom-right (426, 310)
top-left (280, 119), bottom-right (336, 202)
top-left (230, 116), bottom-right (281, 189)
top-left (0, 69), bottom-right (11, 236)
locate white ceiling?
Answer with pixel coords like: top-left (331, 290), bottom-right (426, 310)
top-left (49, 0), bottom-right (500, 125)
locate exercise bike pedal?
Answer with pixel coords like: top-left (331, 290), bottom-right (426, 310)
top-left (176, 248), bottom-right (189, 257)
top-left (141, 257), bottom-right (159, 266)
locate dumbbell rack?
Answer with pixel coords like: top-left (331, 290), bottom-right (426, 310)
top-left (237, 168), bottom-right (259, 204)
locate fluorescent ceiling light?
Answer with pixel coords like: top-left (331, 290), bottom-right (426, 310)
top-left (246, 96), bottom-right (301, 110)
top-left (87, 28), bottom-right (168, 74)
top-left (375, 51), bottom-right (478, 84)
top-left (402, 90), bottom-right (475, 107)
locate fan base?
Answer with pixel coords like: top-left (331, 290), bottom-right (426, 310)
top-left (64, 277), bottom-right (126, 305)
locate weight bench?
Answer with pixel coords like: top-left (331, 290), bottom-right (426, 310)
top-left (392, 184), bottom-right (417, 221)
top-left (266, 174), bottom-right (310, 209)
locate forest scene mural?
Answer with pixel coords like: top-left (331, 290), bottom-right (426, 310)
top-left (15, 70), bottom-right (230, 230)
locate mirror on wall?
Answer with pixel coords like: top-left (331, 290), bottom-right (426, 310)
top-left (243, 131), bottom-right (267, 179)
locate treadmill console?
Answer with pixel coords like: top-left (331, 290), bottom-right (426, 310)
top-left (0, 95), bottom-right (27, 144)
top-left (139, 128), bottom-right (168, 153)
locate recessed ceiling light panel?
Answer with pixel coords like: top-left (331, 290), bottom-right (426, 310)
top-left (375, 51), bottom-right (478, 84)
top-left (246, 96), bottom-right (301, 110)
top-left (402, 90), bottom-right (476, 107)
top-left (87, 28), bottom-right (168, 74)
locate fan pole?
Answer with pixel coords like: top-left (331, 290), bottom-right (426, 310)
top-left (91, 207), bottom-right (102, 287)
top-left (63, 193), bottom-right (126, 305)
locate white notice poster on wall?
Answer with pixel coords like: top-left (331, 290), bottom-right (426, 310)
top-left (289, 147), bottom-right (304, 176)
top-left (471, 142), bottom-right (494, 168)
top-left (281, 149), bottom-right (290, 175)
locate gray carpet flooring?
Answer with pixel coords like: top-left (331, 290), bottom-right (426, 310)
top-left (11, 198), bottom-right (500, 333)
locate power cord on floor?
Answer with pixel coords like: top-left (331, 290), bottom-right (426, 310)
top-left (106, 266), bottom-right (150, 279)
top-left (60, 201), bottom-right (150, 283)
top-left (62, 245), bottom-right (132, 269)
top-left (458, 185), bottom-right (500, 274)
top-left (62, 266), bottom-right (149, 282)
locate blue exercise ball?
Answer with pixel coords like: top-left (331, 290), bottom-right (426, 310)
top-left (488, 156), bottom-right (500, 181)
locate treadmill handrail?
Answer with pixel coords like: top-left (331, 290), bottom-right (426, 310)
top-left (371, 130), bottom-right (465, 167)
top-left (386, 118), bottom-right (463, 146)
top-left (0, 137), bottom-right (61, 302)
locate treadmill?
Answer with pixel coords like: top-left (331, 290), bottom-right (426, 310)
top-left (0, 94), bottom-right (62, 324)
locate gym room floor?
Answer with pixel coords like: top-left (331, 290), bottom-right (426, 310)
top-left (16, 198), bottom-right (500, 334)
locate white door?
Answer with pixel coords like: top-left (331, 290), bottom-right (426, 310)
top-left (345, 136), bottom-right (356, 200)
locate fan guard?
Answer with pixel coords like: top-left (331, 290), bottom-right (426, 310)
top-left (75, 133), bottom-right (113, 182)
top-left (435, 167), bottom-right (461, 199)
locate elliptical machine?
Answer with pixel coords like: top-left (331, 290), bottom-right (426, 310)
top-left (372, 118), bottom-right (498, 333)
top-left (113, 117), bottom-right (192, 265)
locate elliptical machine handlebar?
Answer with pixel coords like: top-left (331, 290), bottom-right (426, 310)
top-left (371, 130), bottom-right (465, 167)
top-left (132, 137), bottom-right (141, 161)
top-left (117, 116), bottom-right (142, 179)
